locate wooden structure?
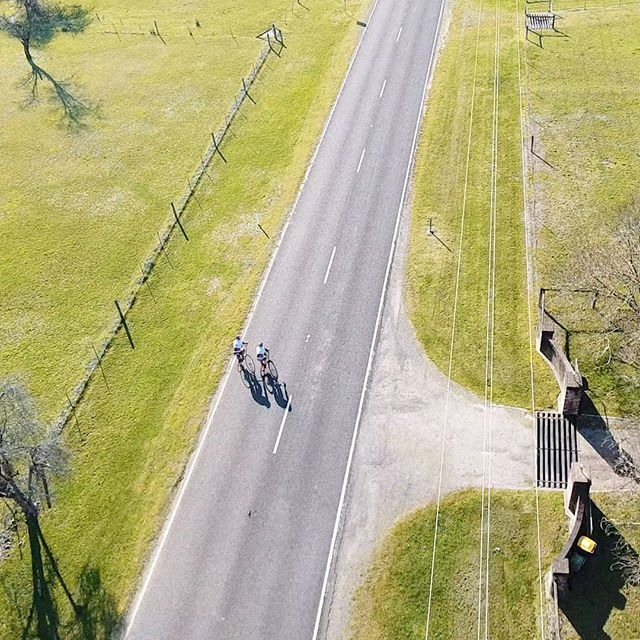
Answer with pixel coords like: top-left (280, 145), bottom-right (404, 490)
top-left (546, 464), bottom-right (593, 600)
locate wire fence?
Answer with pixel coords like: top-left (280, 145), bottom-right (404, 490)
top-left (54, 24), bottom-right (285, 435)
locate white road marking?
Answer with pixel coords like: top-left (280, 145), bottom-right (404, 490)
top-left (123, 0), bottom-right (383, 632)
top-left (323, 246), bottom-right (337, 284)
top-left (272, 395), bottom-right (293, 454)
top-left (379, 78), bottom-right (387, 98)
top-left (396, 25), bottom-right (403, 41)
top-left (305, 334), bottom-right (311, 343)
top-left (356, 147), bottom-right (366, 174)
top-left (311, 0), bottom-right (447, 637)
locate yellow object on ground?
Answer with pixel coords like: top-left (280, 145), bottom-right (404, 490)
top-left (577, 535), bottom-right (597, 554)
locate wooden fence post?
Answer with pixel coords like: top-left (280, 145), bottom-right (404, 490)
top-left (92, 344), bottom-right (109, 390)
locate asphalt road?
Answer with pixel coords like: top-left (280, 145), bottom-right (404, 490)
top-left (125, 0), bottom-right (445, 637)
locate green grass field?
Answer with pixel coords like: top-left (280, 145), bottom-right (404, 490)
top-left (0, 0), bottom-right (367, 636)
top-left (350, 490), bottom-right (565, 640)
top-left (526, 2), bottom-right (640, 417)
top-left (405, 0), bottom-right (556, 410)
top-left (350, 489), bottom-right (640, 640)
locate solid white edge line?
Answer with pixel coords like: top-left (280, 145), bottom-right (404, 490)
top-left (356, 146), bottom-right (366, 174)
top-left (123, 0), bottom-right (383, 634)
top-left (396, 25), bottom-right (403, 41)
top-left (379, 78), bottom-right (387, 98)
top-left (272, 395), bottom-right (293, 454)
top-left (323, 246), bottom-right (337, 284)
top-left (310, 0), bottom-right (447, 637)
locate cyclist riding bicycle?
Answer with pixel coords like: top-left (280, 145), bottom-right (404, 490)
top-left (233, 336), bottom-right (247, 362)
top-left (256, 342), bottom-right (270, 376)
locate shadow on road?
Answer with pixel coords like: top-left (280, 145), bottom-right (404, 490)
top-left (246, 371), bottom-right (270, 408)
top-left (239, 358), bottom-right (292, 412)
top-left (270, 379), bottom-right (290, 410)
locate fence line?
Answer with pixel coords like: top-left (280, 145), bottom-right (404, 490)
top-left (54, 24), bottom-right (285, 434)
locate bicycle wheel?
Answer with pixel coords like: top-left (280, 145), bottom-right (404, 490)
top-left (267, 359), bottom-right (278, 380)
top-left (240, 368), bottom-right (252, 389)
top-left (244, 354), bottom-right (255, 374)
top-left (264, 373), bottom-right (275, 395)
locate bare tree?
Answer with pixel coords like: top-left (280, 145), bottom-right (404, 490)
top-left (0, 377), bottom-right (75, 637)
top-left (567, 200), bottom-right (640, 414)
top-left (602, 514), bottom-right (640, 589)
top-left (0, 377), bottom-right (68, 523)
top-left (0, 0), bottom-right (92, 124)
top-left (599, 419), bottom-right (640, 591)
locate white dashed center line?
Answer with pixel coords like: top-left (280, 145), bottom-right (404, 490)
top-left (272, 395), bottom-right (293, 454)
top-left (396, 25), bottom-right (403, 42)
top-left (357, 147), bottom-right (366, 174)
top-left (323, 246), bottom-right (337, 284)
top-left (379, 78), bottom-right (387, 98)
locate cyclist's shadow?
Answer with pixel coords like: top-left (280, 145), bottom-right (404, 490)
top-left (270, 378), bottom-right (290, 411)
top-left (244, 371), bottom-right (270, 408)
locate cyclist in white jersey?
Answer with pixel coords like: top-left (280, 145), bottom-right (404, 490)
top-left (233, 336), bottom-right (247, 361)
top-left (256, 342), bottom-right (270, 376)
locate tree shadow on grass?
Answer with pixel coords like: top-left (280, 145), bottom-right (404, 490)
top-left (559, 502), bottom-right (636, 640)
top-left (7, 516), bottom-right (122, 640)
top-left (20, 66), bottom-right (99, 129)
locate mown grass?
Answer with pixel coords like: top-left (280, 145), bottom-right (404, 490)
top-left (405, 0), bottom-right (556, 409)
top-left (350, 489), bottom-right (566, 640)
top-left (0, 0), bottom-right (367, 636)
top-left (526, 4), bottom-right (640, 416)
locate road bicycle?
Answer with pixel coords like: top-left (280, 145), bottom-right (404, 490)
top-left (236, 349), bottom-right (255, 375)
top-left (258, 353), bottom-right (278, 381)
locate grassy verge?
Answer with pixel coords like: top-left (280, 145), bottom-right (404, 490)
top-left (405, 0), bottom-right (556, 409)
top-left (0, 1), bottom-right (367, 636)
top-left (350, 489), bottom-right (640, 639)
top-left (350, 489), bottom-right (565, 639)
top-left (526, 4), bottom-right (640, 416)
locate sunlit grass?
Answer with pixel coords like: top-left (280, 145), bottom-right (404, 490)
top-left (0, 0), bottom-right (367, 635)
top-left (406, 0), bottom-right (556, 408)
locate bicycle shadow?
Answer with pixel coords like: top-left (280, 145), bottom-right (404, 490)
top-left (270, 378), bottom-right (290, 410)
top-left (260, 359), bottom-right (290, 410)
top-left (238, 357), bottom-right (291, 411)
top-left (243, 370), bottom-right (270, 408)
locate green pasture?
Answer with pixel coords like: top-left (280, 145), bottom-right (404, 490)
top-left (350, 489), bottom-right (565, 640)
top-left (0, 0), bottom-right (367, 636)
top-left (527, 3), bottom-right (640, 417)
top-left (406, 0), bottom-right (556, 409)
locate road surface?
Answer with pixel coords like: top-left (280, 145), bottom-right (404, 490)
top-left (125, 0), bottom-right (445, 637)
